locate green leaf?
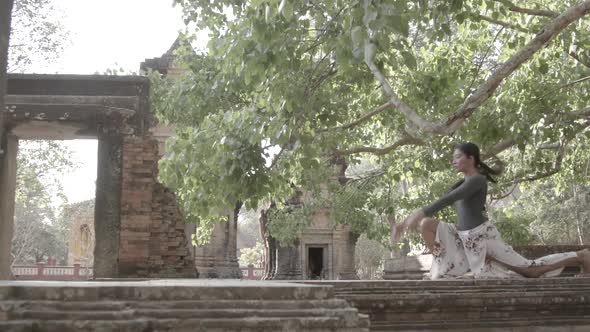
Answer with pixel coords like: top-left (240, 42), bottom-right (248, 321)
top-left (282, 2), bottom-right (294, 20)
top-left (391, 15), bottom-right (409, 37)
top-left (401, 51), bottom-right (417, 69)
top-left (451, 0), bottom-right (463, 12)
top-left (538, 60), bottom-right (549, 75)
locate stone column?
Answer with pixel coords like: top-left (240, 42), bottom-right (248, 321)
top-left (94, 134), bottom-right (122, 278)
top-left (335, 227), bottom-right (359, 280)
top-left (194, 209), bottom-right (241, 278)
top-left (0, 0), bottom-right (14, 280)
top-left (273, 239), bottom-right (302, 280)
top-left (0, 135), bottom-right (17, 279)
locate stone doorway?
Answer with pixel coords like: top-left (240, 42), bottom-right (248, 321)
top-left (11, 138), bottom-right (97, 278)
top-left (307, 245), bottom-right (327, 280)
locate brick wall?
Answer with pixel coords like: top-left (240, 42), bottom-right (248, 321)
top-left (119, 136), bottom-right (195, 277)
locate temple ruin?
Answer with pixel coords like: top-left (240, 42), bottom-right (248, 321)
top-left (0, 73), bottom-right (195, 279)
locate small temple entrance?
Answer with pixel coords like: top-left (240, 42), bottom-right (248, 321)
top-left (307, 246), bottom-right (326, 280)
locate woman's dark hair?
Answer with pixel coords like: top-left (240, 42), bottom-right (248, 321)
top-left (455, 142), bottom-right (499, 183)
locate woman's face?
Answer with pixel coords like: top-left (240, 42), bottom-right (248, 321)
top-left (452, 149), bottom-right (475, 173)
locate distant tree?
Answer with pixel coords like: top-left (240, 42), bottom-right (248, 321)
top-left (237, 208), bottom-right (263, 249)
top-left (239, 242), bottom-right (264, 267)
top-left (11, 140), bottom-right (77, 265)
top-left (355, 234), bottom-right (388, 280)
top-left (494, 181), bottom-right (590, 245)
top-left (8, 0), bottom-right (68, 72)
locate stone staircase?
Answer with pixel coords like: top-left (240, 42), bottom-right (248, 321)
top-left (303, 278), bottom-right (590, 331)
top-left (0, 279), bottom-right (369, 332)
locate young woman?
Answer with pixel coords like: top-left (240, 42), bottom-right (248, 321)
top-left (391, 142), bottom-right (590, 279)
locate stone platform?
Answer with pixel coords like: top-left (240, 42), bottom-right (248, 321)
top-left (300, 278), bottom-right (590, 331)
top-left (3, 278), bottom-right (589, 331)
top-left (0, 279), bottom-right (369, 332)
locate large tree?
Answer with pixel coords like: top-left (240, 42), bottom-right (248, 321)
top-left (153, 0), bottom-right (590, 244)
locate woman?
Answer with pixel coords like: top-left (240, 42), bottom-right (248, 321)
top-left (392, 142), bottom-right (590, 279)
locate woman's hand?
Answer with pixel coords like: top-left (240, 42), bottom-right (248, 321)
top-left (403, 209), bottom-right (425, 231)
top-left (391, 209), bottom-right (425, 245)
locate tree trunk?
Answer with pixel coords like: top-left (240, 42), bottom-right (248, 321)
top-left (573, 185), bottom-right (584, 245)
top-left (260, 207), bottom-right (277, 280)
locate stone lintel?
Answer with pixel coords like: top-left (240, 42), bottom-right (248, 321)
top-left (7, 74), bottom-right (149, 97)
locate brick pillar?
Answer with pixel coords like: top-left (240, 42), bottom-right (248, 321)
top-left (118, 137), bottom-right (153, 276)
top-left (118, 136), bottom-right (195, 278)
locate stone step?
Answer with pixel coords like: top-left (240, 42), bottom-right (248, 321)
top-left (0, 316), bottom-right (370, 332)
top-left (1, 298), bottom-right (351, 311)
top-left (341, 291), bottom-right (590, 302)
top-left (315, 278), bottom-right (590, 291)
top-left (371, 316), bottom-right (590, 331)
top-left (5, 307), bottom-right (362, 321)
top-left (297, 279), bottom-right (590, 331)
top-left (0, 280), bottom-right (370, 331)
top-left (0, 279), bottom-right (334, 302)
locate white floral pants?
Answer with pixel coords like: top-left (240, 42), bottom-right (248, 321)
top-left (430, 220), bottom-right (578, 279)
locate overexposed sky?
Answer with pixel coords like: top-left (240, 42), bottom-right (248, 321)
top-left (32, 0), bottom-right (186, 75)
top-left (26, 1), bottom-right (190, 203)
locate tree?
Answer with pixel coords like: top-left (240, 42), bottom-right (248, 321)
top-left (8, 0), bottom-right (68, 72)
top-left (11, 140), bottom-right (77, 265)
top-left (239, 241), bottom-right (264, 266)
top-left (154, 0), bottom-right (590, 243)
top-left (493, 181), bottom-right (590, 245)
top-left (355, 234), bottom-right (388, 279)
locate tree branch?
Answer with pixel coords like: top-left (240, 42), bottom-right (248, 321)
top-left (494, 0), bottom-right (558, 18)
top-left (566, 105), bottom-right (590, 118)
top-left (483, 138), bottom-right (518, 158)
top-left (468, 26), bottom-right (506, 93)
top-left (324, 101), bottom-right (393, 131)
top-left (491, 183), bottom-right (519, 200)
top-left (503, 120), bottom-right (590, 186)
top-left (332, 135), bottom-right (424, 156)
top-left (569, 51), bottom-right (590, 69)
top-left (268, 146), bottom-right (285, 170)
top-left (446, 1), bottom-right (590, 132)
top-left (476, 14), bottom-right (529, 33)
top-left (507, 143), bottom-right (566, 186)
top-left (364, 46), bottom-right (443, 133)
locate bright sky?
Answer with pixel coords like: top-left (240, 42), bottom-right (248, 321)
top-left (28, 1), bottom-right (193, 203)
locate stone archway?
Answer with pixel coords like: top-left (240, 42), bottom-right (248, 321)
top-left (0, 74), bottom-right (196, 279)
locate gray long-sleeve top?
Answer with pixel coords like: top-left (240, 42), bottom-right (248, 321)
top-left (422, 174), bottom-right (488, 231)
